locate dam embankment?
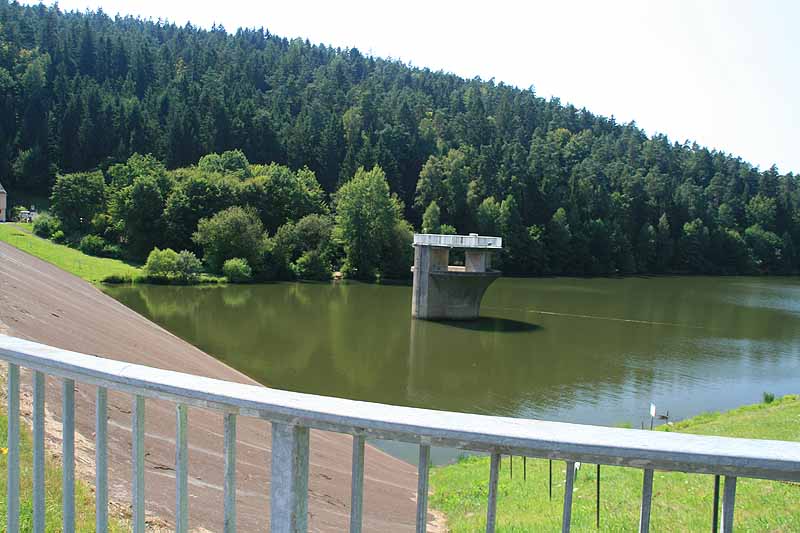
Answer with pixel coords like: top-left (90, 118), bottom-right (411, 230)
top-left (0, 241), bottom-right (421, 532)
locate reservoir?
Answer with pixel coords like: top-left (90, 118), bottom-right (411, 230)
top-left (105, 276), bottom-right (800, 463)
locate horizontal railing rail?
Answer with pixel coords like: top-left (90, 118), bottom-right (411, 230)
top-left (413, 233), bottom-right (503, 249)
top-left (2, 333), bottom-right (800, 532)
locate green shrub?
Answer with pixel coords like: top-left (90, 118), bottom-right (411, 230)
top-left (143, 247), bottom-right (204, 282)
top-left (100, 243), bottom-right (123, 259)
top-left (33, 213), bottom-right (61, 238)
top-left (78, 234), bottom-right (108, 256)
top-left (440, 223), bottom-right (457, 235)
top-left (254, 236), bottom-right (278, 281)
top-left (223, 257), bottom-right (252, 283)
top-left (176, 250), bottom-right (203, 281)
top-left (143, 247), bottom-right (180, 279)
top-left (273, 214), bottom-right (335, 280)
top-left (292, 250), bottom-right (331, 281)
top-left (198, 150), bottom-right (252, 178)
top-left (50, 170), bottom-right (106, 234)
top-left (91, 212), bottom-right (113, 236)
top-left (421, 201), bottom-right (442, 234)
top-left (10, 205), bottom-right (25, 221)
top-left (763, 392), bottom-right (775, 404)
top-left (193, 206), bottom-right (265, 273)
top-left (51, 229), bottom-right (66, 243)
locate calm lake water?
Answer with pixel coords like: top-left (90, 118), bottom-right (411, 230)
top-left (104, 276), bottom-right (800, 464)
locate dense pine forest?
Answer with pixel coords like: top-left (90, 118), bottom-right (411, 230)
top-left (1, 2), bottom-right (799, 278)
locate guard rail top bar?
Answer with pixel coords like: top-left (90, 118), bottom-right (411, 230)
top-left (3, 333), bottom-right (800, 533)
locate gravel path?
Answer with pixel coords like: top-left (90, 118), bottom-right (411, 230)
top-left (0, 240), bottom-right (424, 531)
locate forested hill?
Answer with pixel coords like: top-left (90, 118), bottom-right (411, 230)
top-left (1, 2), bottom-right (799, 276)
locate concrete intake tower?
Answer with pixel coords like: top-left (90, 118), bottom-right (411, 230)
top-left (411, 233), bottom-right (502, 320)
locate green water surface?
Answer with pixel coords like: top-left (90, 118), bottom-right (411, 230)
top-left (104, 276), bottom-right (800, 463)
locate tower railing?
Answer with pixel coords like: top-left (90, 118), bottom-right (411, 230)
top-left (413, 233), bottom-right (503, 249)
top-left (2, 334), bottom-right (799, 533)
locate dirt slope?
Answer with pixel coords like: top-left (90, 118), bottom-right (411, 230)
top-left (0, 240), bottom-right (422, 531)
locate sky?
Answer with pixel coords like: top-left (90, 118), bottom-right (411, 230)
top-left (25, 0), bottom-right (800, 173)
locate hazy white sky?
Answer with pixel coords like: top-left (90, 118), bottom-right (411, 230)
top-left (27, 0), bottom-right (800, 173)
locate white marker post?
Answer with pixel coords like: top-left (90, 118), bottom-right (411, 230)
top-left (650, 403), bottom-right (656, 430)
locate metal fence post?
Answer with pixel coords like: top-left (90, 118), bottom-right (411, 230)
top-left (224, 413), bottom-right (238, 533)
top-left (62, 378), bottom-right (76, 533)
top-left (32, 371), bottom-right (45, 533)
top-left (96, 387), bottom-right (108, 532)
top-left (132, 395), bottom-right (146, 533)
top-left (270, 423), bottom-right (310, 533)
top-left (7, 363), bottom-right (20, 533)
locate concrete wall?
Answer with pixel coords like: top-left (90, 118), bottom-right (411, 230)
top-left (465, 250), bottom-right (490, 272)
top-left (0, 191), bottom-right (6, 222)
top-left (423, 271), bottom-right (499, 319)
top-left (411, 245), bottom-right (431, 318)
top-left (412, 245), bottom-right (499, 320)
top-left (430, 247), bottom-right (449, 271)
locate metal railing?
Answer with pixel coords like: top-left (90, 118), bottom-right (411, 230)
top-left (2, 333), bottom-right (800, 533)
top-left (413, 233), bottom-right (503, 249)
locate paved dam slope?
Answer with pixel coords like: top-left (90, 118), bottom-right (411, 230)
top-left (0, 240), bottom-right (420, 531)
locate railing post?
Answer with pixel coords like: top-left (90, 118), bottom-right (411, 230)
top-left (96, 387), bottom-right (108, 532)
top-left (33, 371), bottom-right (45, 533)
top-left (639, 468), bottom-right (654, 533)
top-left (176, 404), bottom-right (189, 533)
top-left (596, 464), bottom-right (600, 529)
top-left (721, 476), bottom-right (737, 533)
top-left (486, 453), bottom-right (501, 533)
top-left (711, 474), bottom-right (720, 533)
top-left (132, 395), bottom-right (146, 533)
top-left (270, 422), bottom-right (309, 533)
top-left (224, 413), bottom-right (237, 533)
top-left (562, 461), bottom-right (576, 533)
top-left (350, 435), bottom-right (365, 533)
top-left (62, 378), bottom-right (76, 533)
top-left (416, 444), bottom-right (431, 533)
top-left (6, 363), bottom-right (20, 533)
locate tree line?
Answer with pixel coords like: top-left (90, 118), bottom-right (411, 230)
top-left (2, 2), bottom-right (799, 276)
top-left (36, 151), bottom-right (410, 281)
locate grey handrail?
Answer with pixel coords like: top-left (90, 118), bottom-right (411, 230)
top-left (2, 333), bottom-right (799, 532)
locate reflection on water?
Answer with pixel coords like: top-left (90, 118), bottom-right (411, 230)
top-left (104, 276), bottom-right (800, 464)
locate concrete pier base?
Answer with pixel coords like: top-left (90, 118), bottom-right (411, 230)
top-left (411, 234), bottom-right (502, 320)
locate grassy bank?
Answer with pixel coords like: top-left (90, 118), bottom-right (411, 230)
top-left (430, 395), bottom-right (800, 531)
top-left (0, 408), bottom-right (126, 532)
top-left (0, 223), bottom-right (141, 283)
top-left (0, 223), bottom-right (226, 285)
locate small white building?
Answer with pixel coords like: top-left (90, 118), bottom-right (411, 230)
top-left (0, 181), bottom-right (7, 222)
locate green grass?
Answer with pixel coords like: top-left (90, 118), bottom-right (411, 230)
top-left (0, 408), bottom-right (127, 532)
top-left (0, 223), bottom-right (141, 283)
top-left (430, 395), bottom-right (800, 532)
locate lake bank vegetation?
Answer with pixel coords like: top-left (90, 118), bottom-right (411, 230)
top-left (430, 394), bottom-right (800, 531)
top-left (0, 221), bottom-right (141, 283)
top-left (37, 152), bottom-right (411, 282)
top-left (1, 3), bottom-right (799, 278)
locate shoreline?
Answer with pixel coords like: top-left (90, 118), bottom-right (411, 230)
top-left (3, 223), bottom-right (798, 292)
